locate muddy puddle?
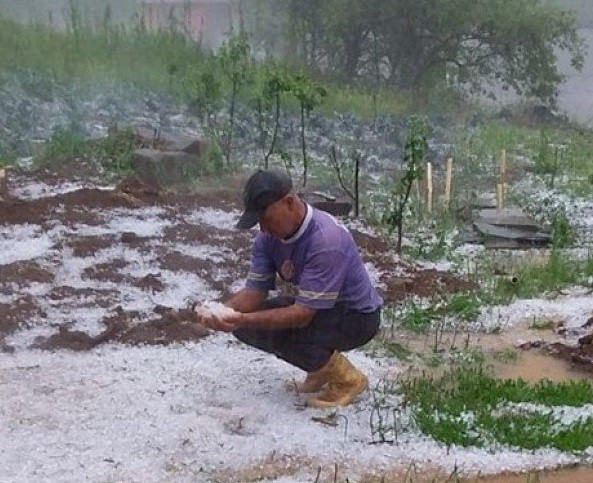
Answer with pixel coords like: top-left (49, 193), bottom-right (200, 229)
top-left (495, 351), bottom-right (593, 383)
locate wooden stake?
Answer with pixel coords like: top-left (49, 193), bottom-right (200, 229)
top-left (426, 161), bottom-right (433, 214)
top-left (498, 149), bottom-right (507, 209)
top-left (445, 157), bottom-right (453, 209)
top-left (501, 149), bottom-right (507, 198)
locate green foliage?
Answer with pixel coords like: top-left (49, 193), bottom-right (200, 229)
top-left (382, 115), bottom-right (429, 253)
top-left (492, 349), bottom-right (520, 363)
top-left (383, 342), bottom-right (413, 361)
top-left (291, 71), bottom-right (327, 185)
top-left (535, 130), bottom-right (563, 188)
top-left (402, 364), bottom-right (593, 450)
top-left (453, 119), bottom-right (593, 198)
top-left (180, 62), bottom-right (223, 128)
top-left (278, 0), bottom-right (585, 104)
top-left (217, 33), bottom-right (252, 165)
top-left (494, 250), bottom-right (581, 300)
top-left (550, 210), bottom-right (576, 248)
top-left (38, 126), bottom-right (142, 177)
top-left (398, 291), bottom-right (482, 334)
top-left (445, 292), bottom-right (482, 323)
top-left (530, 318), bottom-right (556, 331)
top-left (407, 224), bottom-right (452, 262)
top-left (320, 86), bottom-right (412, 118)
top-left (90, 127), bottom-right (141, 176)
top-left (198, 139), bottom-right (226, 177)
top-left (0, 12), bottom-right (206, 91)
top-left (399, 301), bottom-right (439, 334)
top-left (0, 150), bottom-right (17, 167)
top-left (258, 64), bottom-right (294, 168)
top-left (39, 127), bottom-right (86, 165)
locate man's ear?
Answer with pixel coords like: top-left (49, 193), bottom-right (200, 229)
top-left (284, 193), bottom-right (296, 209)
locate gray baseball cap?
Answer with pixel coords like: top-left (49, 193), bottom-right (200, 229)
top-left (236, 170), bottom-right (293, 229)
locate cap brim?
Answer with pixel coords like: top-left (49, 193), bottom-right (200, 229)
top-left (236, 209), bottom-right (262, 229)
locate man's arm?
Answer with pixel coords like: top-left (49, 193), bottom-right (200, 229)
top-left (226, 288), bottom-right (268, 313)
top-left (238, 303), bottom-right (316, 330)
top-left (226, 288), bottom-right (316, 330)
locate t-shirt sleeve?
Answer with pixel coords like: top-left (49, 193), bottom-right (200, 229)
top-left (296, 249), bottom-right (347, 309)
top-left (245, 233), bottom-right (276, 292)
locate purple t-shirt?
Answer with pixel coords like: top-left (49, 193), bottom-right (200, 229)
top-left (245, 205), bottom-right (383, 312)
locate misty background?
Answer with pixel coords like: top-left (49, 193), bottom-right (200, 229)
top-left (0, 0), bottom-right (592, 124)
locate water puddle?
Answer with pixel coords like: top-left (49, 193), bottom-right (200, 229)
top-left (495, 351), bottom-right (593, 383)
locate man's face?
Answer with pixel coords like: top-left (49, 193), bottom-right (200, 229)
top-left (258, 195), bottom-right (295, 239)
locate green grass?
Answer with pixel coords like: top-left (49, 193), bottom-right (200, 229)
top-left (0, 14), bottom-right (206, 91)
top-left (320, 86), bottom-right (412, 119)
top-left (493, 250), bottom-right (593, 300)
top-left (396, 292), bottom-right (483, 334)
top-left (38, 126), bottom-right (144, 177)
top-left (401, 364), bottom-right (593, 451)
top-left (530, 318), bottom-right (556, 331)
top-left (453, 119), bottom-right (593, 198)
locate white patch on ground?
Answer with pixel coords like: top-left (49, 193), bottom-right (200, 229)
top-left (8, 180), bottom-right (113, 200)
top-left (184, 207), bottom-right (241, 230)
top-left (105, 207), bottom-right (172, 237)
top-left (344, 218), bottom-right (381, 237)
top-left (0, 224), bottom-right (54, 265)
top-left (3, 177), bottom-right (593, 480)
top-left (473, 292), bottom-right (593, 334)
top-left (171, 243), bottom-right (239, 264)
top-left (0, 339), bottom-right (587, 482)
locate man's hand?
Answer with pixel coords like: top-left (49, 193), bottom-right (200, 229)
top-left (196, 311), bottom-right (243, 332)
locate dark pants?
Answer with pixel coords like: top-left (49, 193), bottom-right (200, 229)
top-left (233, 296), bottom-right (381, 372)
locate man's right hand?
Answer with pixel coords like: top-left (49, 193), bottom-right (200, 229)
top-left (195, 312), bottom-right (240, 332)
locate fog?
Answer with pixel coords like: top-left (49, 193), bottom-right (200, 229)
top-left (0, 0), bottom-right (137, 26)
top-left (0, 0), bottom-right (592, 123)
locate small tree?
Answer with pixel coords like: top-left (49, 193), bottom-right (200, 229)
top-left (261, 65), bottom-right (293, 168)
top-left (218, 33), bottom-right (251, 166)
top-left (290, 72), bottom-right (327, 186)
top-left (382, 116), bottom-right (429, 254)
top-left (328, 145), bottom-right (362, 218)
top-left (180, 63), bottom-right (222, 129)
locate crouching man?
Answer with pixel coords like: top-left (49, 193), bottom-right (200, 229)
top-left (196, 169), bottom-right (383, 408)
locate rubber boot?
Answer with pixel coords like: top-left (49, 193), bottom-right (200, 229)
top-left (285, 362), bottom-right (333, 394)
top-left (307, 351), bottom-right (368, 408)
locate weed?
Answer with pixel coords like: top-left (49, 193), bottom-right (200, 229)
top-left (38, 127), bottom-right (86, 165)
top-left (550, 210), bottom-right (576, 248)
top-left (529, 318), bottom-right (555, 331)
top-left (90, 127), bottom-right (141, 176)
top-left (383, 342), bottom-right (413, 361)
top-left (492, 349), bottom-right (519, 363)
top-left (399, 301), bottom-right (439, 334)
top-left (443, 292), bottom-right (482, 323)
